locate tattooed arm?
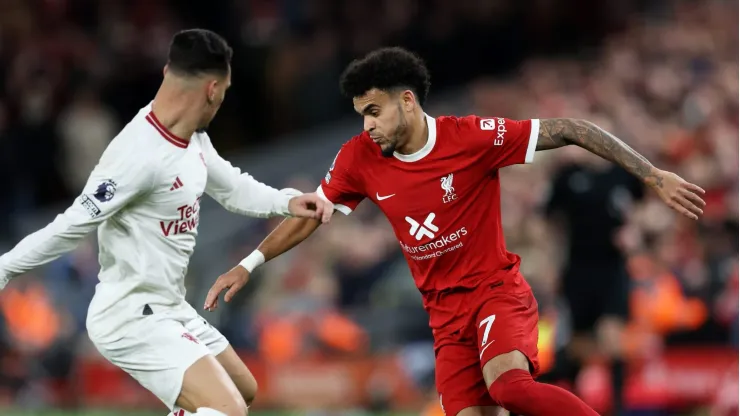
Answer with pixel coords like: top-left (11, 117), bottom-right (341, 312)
top-left (536, 118), bottom-right (706, 220)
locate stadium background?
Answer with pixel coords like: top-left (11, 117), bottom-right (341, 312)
top-left (0, 0), bottom-right (737, 415)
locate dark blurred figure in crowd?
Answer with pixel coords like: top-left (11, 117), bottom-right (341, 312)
top-left (543, 155), bottom-right (645, 416)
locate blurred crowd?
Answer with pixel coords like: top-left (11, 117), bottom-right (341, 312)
top-left (0, 0), bottom-right (737, 413)
top-left (0, 0), bottom-right (639, 225)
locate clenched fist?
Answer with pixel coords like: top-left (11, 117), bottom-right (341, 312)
top-left (288, 193), bottom-right (333, 223)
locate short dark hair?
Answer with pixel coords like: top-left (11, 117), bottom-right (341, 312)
top-left (339, 47), bottom-right (431, 105)
top-left (167, 29), bottom-right (233, 77)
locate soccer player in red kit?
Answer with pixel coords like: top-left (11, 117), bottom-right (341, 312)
top-left (204, 48), bottom-right (706, 416)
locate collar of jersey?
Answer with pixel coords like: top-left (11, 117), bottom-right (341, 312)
top-left (393, 113), bottom-right (437, 163)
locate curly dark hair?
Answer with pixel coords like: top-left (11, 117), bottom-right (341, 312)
top-left (339, 47), bottom-right (431, 105)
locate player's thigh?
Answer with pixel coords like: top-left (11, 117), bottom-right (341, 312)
top-left (184, 316), bottom-right (258, 404)
top-left (90, 315), bottom-right (240, 413)
top-left (435, 342), bottom-right (495, 416)
top-left (457, 406), bottom-right (509, 416)
top-left (178, 353), bottom-right (246, 415)
top-left (215, 345), bottom-right (258, 403)
top-left (474, 291), bottom-right (540, 387)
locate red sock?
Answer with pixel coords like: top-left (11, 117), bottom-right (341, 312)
top-left (489, 369), bottom-right (599, 416)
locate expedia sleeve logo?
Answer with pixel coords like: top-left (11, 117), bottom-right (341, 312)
top-left (480, 118), bottom-right (507, 146)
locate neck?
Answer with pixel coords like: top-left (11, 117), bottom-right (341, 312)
top-left (151, 80), bottom-right (201, 141)
top-left (395, 110), bottom-right (428, 155)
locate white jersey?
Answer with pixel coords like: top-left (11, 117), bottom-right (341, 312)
top-left (0, 102), bottom-right (294, 339)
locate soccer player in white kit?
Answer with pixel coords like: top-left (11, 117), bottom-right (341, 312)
top-left (0, 29), bottom-right (332, 416)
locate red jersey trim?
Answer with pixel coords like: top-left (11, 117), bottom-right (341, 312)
top-left (145, 111), bottom-right (189, 149)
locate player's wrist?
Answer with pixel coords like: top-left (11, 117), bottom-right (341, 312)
top-left (643, 166), bottom-right (663, 186)
top-left (275, 188), bottom-right (302, 216)
top-left (238, 250), bottom-right (265, 273)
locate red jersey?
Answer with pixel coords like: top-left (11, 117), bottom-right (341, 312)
top-left (318, 114), bottom-right (539, 318)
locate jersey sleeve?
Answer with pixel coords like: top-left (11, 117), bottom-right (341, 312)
top-left (201, 134), bottom-right (293, 218)
top-left (0, 143), bottom-right (156, 288)
top-left (469, 116), bottom-right (540, 169)
top-left (317, 142), bottom-right (365, 215)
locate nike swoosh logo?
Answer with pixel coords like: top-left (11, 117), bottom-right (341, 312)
top-left (480, 340), bottom-right (495, 360)
top-left (376, 193), bottom-right (396, 201)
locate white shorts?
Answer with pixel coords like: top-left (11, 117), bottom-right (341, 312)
top-left (89, 305), bottom-right (229, 410)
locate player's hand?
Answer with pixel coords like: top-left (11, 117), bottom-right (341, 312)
top-left (647, 168), bottom-right (706, 220)
top-left (204, 265), bottom-right (250, 311)
top-left (288, 193), bottom-right (333, 223)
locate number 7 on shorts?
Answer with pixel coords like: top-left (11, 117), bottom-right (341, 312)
top-left (479, 314), bottom-right (496, 346)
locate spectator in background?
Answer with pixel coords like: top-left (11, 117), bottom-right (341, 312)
top-left (57, 87), bottom-right (118, 193)
top-left (0, 101), bottom-right (14, 237)
top-left (0, 0), bottom-right (736, 413)
top-left (543, 150), bottom-right (645, 416)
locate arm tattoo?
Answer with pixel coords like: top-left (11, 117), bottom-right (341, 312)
top-left (537, 118), bottom-right (661, 187)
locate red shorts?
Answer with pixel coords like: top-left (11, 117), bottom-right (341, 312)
top-left (430, 279), bottom-right (540, 416)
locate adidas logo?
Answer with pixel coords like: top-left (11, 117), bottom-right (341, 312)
top-left (170, 177), bottom-right (184, 191)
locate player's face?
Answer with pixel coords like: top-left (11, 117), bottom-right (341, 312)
top-left (198, 67), bottom-right (231, 133)
top-left (354, 88), bottom-right (410, 158)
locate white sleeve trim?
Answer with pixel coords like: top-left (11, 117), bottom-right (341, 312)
top-left (316, 185), bottom-right (352, 215)
top-left (524, 119), bottom-right (539, 164)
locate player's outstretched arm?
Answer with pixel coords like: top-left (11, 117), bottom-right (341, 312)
top-left (535, 118), bottom-right (706, 220)
top-left (204, 216), bottom-right (324, 311)
top-left (0, 146), bottom-right (156, 289)
top-left (201, 135), bottom-right (332, 222)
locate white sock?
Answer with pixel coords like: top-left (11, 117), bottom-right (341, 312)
top-left (194, 408), bottom-right (228, 416)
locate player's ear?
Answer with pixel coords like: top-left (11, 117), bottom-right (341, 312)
top-left (205, 79), bottom-right (218, 104)
top-left (400, 89), bottom-right (416, 113)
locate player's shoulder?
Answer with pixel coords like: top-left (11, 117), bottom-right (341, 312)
top-left (98, 104), bottom-right (164, 171)
top-left (432, 114), bottom-right (496, 151)
top-left (334, 131), bottom-right (378, 166)
top-left (119, 101), bottom-right (191, 153)
top-left (436, 114), bottom-right (498, 133)
top-left (111, 103), bottom-right (157, 146)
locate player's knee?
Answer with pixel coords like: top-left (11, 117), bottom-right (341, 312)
top-left (193, 406), bottom-right (242, 416)
top-left (226, 366), bottom-right (257, 404)
top-left (178, 380), bottom-right (248, 416)
top-left (215, 395), bottom-right (249, 416)
top-left (482, 350), bottom-right (530, 387)
top-left (488, 369), bottom-right (533, 409)
top-left (241, 376), bottom-right (258, 404)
